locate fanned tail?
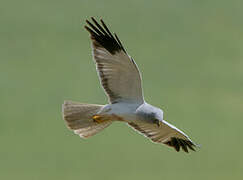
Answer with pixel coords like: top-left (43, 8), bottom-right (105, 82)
top-left (62, 101), bottom-right (112, 138)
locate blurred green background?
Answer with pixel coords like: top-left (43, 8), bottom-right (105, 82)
top-left (1, 0), bottom-right (243, 179)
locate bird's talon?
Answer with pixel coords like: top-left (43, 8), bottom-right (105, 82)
top-left (93, 115), bottom-right (103, 123)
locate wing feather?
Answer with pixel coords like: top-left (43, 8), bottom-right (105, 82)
top-left (128, 120), bottom-right (197, 153)
top-left (84, 17), bottom-right (144, 104)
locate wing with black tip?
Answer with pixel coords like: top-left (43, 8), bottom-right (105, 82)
top-left (84, 17), bottom-right (144, 104)
top-left (128, 120), bottom-right (197, 153)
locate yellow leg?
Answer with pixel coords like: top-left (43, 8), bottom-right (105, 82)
top-left (93, 115), bottom-right (106, 123)
top-left (92, 114), bottom-right (120, 123)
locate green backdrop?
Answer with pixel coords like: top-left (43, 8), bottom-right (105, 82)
top-left (1, 0), bottom-right (243, 179)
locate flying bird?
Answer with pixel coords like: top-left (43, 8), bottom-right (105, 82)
top-left (62, 17), bottom-right (198, 153)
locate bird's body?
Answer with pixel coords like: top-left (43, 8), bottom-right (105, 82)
top-left (62, 17), bottom-right (197, 153)
top-left (98, 102), bottom-right (162, 124)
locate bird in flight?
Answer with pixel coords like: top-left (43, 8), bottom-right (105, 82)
top-left (62, 17), bottom-right (198, 153)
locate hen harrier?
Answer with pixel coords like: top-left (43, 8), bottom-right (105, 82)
top-left (62, 17), bottom-right (198, 153)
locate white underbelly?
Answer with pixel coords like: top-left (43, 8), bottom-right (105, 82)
top-left (99, 102), bottom-right (142, 122)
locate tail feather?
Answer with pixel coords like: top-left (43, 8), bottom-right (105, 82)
top-left (62, 100), bottom-right (112, 138)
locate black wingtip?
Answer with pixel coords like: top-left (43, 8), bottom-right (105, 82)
top-left (84, 17), bottom-right (126, 54)
top-left (165, 137), bottom-right (198, 153)
top-left (85, 19), bottom-right (91, 26)
top-left (179, 140), bottom-right (189, 153)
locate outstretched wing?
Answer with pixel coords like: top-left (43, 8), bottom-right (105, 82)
top-left (84, 17), bottom-right (144, 104)
top-left (128, 120), bottom-right (197, 153)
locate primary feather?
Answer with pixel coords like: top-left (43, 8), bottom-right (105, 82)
top-left (85, 17), bottom-right (144, 104)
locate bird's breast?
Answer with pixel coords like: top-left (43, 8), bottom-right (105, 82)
top-left (101, 102), bottom-right (141, 122)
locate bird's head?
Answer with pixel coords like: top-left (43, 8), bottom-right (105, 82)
top-left (138, 103), bottom-right (164, 123)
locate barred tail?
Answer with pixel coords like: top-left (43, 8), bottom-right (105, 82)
top-left (62, 100), bottom-right (112, 138)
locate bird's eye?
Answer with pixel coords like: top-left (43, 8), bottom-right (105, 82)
top-left (153, 119), bottom-right (161, 127)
